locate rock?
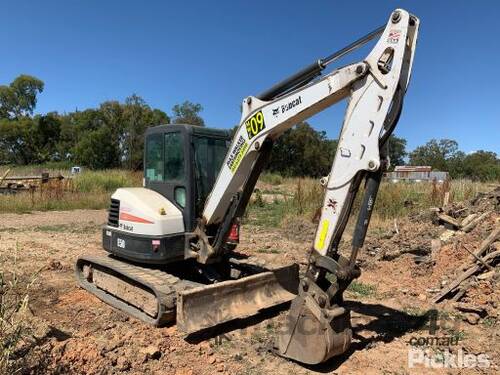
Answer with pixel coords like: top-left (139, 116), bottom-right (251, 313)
top-left (464, 313), bottom-right (480, 325)
top-left (216, 363), bottom-right (225, 372)
top-left (141, 345), bottom-right (161, 361)
top-left (46, 259), bottom-right (63, 271)
top-left (439, 230), bottom-right (455, 242)
top-left (115, 357), bottom-right (131, 371)
top-left (208, 356), bottom-right (216, 364)
top-left (417, 293), bottom-right (427, 301)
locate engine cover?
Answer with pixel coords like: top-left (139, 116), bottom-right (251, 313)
top-left (110, 187), bottom-right (184, 236)
top-left (103, 188), bottom-right (186, 264)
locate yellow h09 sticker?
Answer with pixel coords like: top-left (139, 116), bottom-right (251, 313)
top-left (315, 219), bottom-right (329, 250)
top-left (245, 111), bottom-right (265, 140)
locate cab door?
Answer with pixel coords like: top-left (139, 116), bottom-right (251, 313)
top-left (144, 130), bottom-right (191, 230)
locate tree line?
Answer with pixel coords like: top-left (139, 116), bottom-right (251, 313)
top-left (0, 75), bottom-right (204, 169)
top-left (0, 75), bottom-right (498, 181)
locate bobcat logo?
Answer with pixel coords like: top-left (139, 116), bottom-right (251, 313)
top-left (272, 107), bottom-right (279, 117)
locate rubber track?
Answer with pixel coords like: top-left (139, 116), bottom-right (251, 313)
top-left (76, 254), bottom-right (198, 326)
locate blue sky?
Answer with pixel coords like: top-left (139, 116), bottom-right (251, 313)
top-left (1, 1), bottom-right (498, 153)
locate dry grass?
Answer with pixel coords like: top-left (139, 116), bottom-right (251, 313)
top-left (0, 244), bottom-right (39, 374)
top-left (249, 177), bottom-right (493, 228)
top-left (0, 168), bottom-right (141, 214)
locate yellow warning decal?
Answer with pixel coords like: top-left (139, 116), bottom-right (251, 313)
top-left (315, 219), bottom-right (329, 250)
top-left (226, 135), bottom-right (249, 173)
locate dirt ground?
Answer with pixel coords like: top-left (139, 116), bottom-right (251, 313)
top-left (0, 199), bottom-right (498, 374)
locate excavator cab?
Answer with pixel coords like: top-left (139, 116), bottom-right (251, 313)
top-left (144, 124), bottom-right (231, 231)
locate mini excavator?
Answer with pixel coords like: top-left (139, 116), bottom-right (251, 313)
top-left (76, 9), bottom-right (419, 365)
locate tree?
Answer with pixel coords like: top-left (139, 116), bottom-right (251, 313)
top-left (74, 126), bottom-right (118, 169)
top-left (267, 122), bottom-right (334, 177)
top-left (387, 135), bottom-right (407, 168)
top-left (409, 139), bottom-right (459, 171)
top-left (0, 75), bottom-right (44, 119)
top-left (33, 113), bottom-right (61, 161)
top-left (171, 101), bottom-right (205, 126)
top-left (461, 151), bottom-right (500, 181)
top-left (151, 108), bottom-right (170, 125)
top-left (446, 150), bottom-right (466, 178)
top-left (121, 94), bottom-right (169, 169)
top-left (0, 117), bottom-right (38, 164)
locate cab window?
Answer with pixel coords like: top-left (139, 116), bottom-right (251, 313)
top-left (145, 134), bottom-right (164, 182)
top-left (193, 136), bottom-right (229, 214)
top-left (164, 132), bottom-right (185, 181)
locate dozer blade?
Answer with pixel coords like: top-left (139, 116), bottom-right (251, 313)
top-left (177, 263), bottom-right (298, 334)
top-left (276, 292), bottom-right (352, 365)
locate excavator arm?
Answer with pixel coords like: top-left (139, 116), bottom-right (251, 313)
top-left (193, 8), bottom-right (419, 364)
top-left (196, 9), bottom-right (418, 260)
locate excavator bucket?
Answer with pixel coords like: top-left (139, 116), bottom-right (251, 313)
top-left (276, 290), bottom-right (352, 364)
top-left (177, 264), bottom-right (298, 334)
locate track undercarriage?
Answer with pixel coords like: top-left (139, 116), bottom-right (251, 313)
top-left (76, 254), bottom-right (299, 334)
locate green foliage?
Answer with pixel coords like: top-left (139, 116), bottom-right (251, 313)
top-left (73, 170), bottom-right (140, 193)
top-left (122, 94), bottom-right (169, 169)
top-left (409, 139), bottom-right (500, 181)
top-left (451, 150), bottom-right (500, 181)
top-left (267, 122), bottom-right (336, 178)
top-left (74, 126), bottom-right (118, 169)
top-left (387, 134), bottom-right (407, 168)
top-left (253, 189), bottom-right (264, 207)
top-left (0, 75), bottom-right (44, 119)
top-left (171, 101), bottom-right (205, 126)
top-left (0, 75), bottom-right (178, 169)
top-left (346, 281), bottom-right (377, 297)
top-left (409, 139), bottom-right (459, 171)
top-left (246, 178), bottom-right (323, 227)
